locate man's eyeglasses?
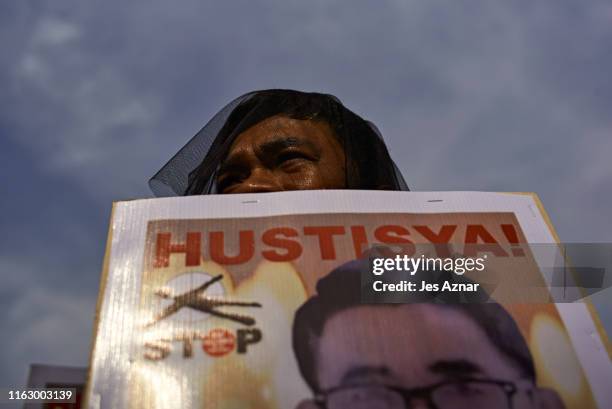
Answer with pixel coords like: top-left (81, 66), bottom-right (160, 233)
top-left (315, 378), bottom-right (525, 409)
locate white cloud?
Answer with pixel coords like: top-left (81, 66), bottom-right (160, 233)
top-left (34, 18), bottom-right (80, 47)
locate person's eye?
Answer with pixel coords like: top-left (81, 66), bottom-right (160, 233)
top-left (452, 382), bottom-right (486, 396)
top-left (276, 151), bottom-right (312, 168)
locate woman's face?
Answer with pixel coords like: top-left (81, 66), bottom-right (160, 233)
top-left (216, 114), bottom-right (346, 194)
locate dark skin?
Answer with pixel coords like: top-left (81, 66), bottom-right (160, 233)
top-left (216, 115), bottom-right (347, 194)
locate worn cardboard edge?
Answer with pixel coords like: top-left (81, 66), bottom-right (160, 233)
top-left (83, 203), bottom-right (117, 408)
top-left (509, 192), bottom-right (611, 358)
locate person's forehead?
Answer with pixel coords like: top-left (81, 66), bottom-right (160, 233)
top-left (227, 114), bottom-right (338, 153)
top-left (316, 304), bottom-right (520, 389)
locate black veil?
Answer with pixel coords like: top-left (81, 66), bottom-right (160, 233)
top-left (149, 89), bottom-right (409, 196)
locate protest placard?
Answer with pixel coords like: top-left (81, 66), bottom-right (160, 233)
top-left (85, 191), bottom-right (610, 409)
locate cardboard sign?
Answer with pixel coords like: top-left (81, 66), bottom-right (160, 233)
top-left (85, 191), bottom-right (610, 409)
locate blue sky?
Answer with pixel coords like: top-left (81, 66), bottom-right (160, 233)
top-left (1, 0), bottom-right (611, 394)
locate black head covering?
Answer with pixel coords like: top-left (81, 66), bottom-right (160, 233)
top-left (149, 89), bottom-right (408, 196)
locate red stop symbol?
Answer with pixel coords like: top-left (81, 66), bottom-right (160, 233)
top-left (202, 328), bottom-right (236, 357)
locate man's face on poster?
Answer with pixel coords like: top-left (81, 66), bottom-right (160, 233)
top-left (299, 303), bottom-right (563, 409)
top-left (216, 114), bottom-right (346, 194)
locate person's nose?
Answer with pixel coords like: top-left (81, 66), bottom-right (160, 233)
top-left (231, 168), bottom-right (283, 193)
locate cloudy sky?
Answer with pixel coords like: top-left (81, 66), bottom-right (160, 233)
top-left (1, 0), bottom-right (611, 397)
